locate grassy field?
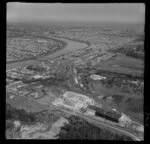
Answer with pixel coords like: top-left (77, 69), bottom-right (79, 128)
top-left (114, 56), bottom-right (144, 70)
top-left (6, 92), bottom-right (28, 107)
top-left (90, 82), bottom-right (142, 98)
top-left (88, 81), bottom-right (143, 123)
top-left (6, 92), bottom-right (49, 112)
top-left (20, 99), bottom-right (49, 112)
top-left (92, 54), bottom-right (144, 77)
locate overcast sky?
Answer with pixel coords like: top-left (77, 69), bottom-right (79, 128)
top-left (7, 3), bottom-right (145, 24)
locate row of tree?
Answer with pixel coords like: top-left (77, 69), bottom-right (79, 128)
top-left (57, 116), bottom-right (133, 140)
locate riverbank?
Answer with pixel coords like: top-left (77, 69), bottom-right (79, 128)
top-left (7, 36), bottom-right (88, 70)
top-left (7, 35), bottom-right (67, 64)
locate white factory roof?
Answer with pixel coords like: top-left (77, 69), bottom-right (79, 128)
top-left (90, 74), bottom-right (106, 80)
top-left (63, 91), bottom-right (91, 101)
top-left (32, 74), bottom-right (43, 79)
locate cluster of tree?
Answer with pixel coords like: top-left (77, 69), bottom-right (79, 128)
top-left (7, 76), bottom-right (20, 81)
top-left (101, 77), bottom-right (143, 95)
top-left (57, 116), bottom-right (133, 140)
top-left (136, 44), bottom-right (144, 53)
top-left (133, 35), bottom-right (145, 43)
top-left (21, 78), bottom-right (42, 84)
top-left (112, 95), bottom-right (124, 105)
top-left (6, 120), bottom-right (14, 130)
top-left (6, 103), bottom-right (59, 128)
top-left (54, 63), bottom-right (70, 80)
top-left (6, 103), bottom-right (60, 139)
top-left (125, 50), bottom-right (144, 60)
top-left (125, 98), bottom-right (143, 113)
top-left (80, 75), bottom-right (90, 91)
top-left (113, 44), bottom-right (144, 60)
top-left (95, 111), bottom-right (119, 123)
top-left (7, 29), bottom-right (25, 38)
top-left (26, 65), bottom-right (46, 73)
top-left (96, 69), bottom-right (143, 80)
top-left (6, 103), bottom-right (37, 125)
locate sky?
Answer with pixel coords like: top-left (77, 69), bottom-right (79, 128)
top-left (7, 3), bottom-right (145, 24)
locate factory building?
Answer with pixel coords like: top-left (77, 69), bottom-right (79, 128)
top-left (53, 91), bottom-right (94, 112)
top-left (32, 74), bottom-right (43, 79)
top-left (63, 91), bottom-right (94, 105)
top-left (90, 74), bottom-right (106, 81)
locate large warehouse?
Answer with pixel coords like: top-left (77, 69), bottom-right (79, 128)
top-left (53, 91), bottom-right (94, 111)
top-left (63, 91), bottom-right (94, 105)
top-left (62, 91), bottom-right (94, 110)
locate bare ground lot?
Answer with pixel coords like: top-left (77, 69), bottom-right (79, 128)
top-left (20, 117), bottom-right (68, 139)
top-left (6, 93), bottom-right (48, 112)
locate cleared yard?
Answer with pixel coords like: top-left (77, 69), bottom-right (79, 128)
top-left (20, 117), bottom-right (68, 139)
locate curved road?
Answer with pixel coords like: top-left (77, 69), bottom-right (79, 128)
top-left (48, 104), bottom-right (141, 141)
top-left (7, 88), bottom-right (141, 141)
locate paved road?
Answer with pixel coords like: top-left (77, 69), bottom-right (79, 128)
top-left (47, 104), bottom-right (141, 141)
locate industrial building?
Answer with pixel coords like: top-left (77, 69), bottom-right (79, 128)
top-left (90, 74), bottom-right (106, 80)
top-left (63, 91), bottom-right (94, 105)
top-left (52, 91), bottom-right (94, 112)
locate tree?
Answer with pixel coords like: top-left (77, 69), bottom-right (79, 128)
top-left (57, 116), bottom-right (133, 140)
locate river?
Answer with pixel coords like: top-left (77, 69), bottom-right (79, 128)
top-left (6, 36), bottom-right (88, 70)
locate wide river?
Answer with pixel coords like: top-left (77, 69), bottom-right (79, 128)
top-left (6, 36), bottom-right (88, 70)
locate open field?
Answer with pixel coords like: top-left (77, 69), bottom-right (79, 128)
top-left (20, 99), bottom-right (49, 112)
top-left (19, 117), bottom-right (68, 139)
top-left (113, 56), bottom-right (144, 70)
top-left (6, 92), bottom-right (49, 112)
top-left (6, 92), bottom-right (28, 106)
top-left (92, 56), bottom-right (143, 77)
